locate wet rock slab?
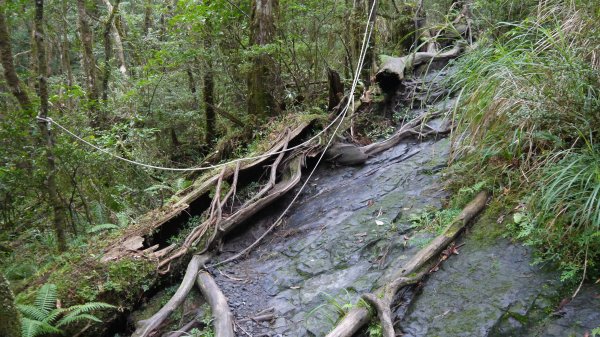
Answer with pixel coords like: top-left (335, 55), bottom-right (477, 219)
top-left (534, 284), bottom-right (600, 337)
top-left (399, 232), bottom-right (560, 337)
top-left (213, 137), bottom-right (451, 336)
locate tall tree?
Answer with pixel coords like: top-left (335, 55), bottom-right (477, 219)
top-left (102, 0), bottom-right (121, 102)
top-left (0, 274), bottom-right (20, 337)
top-left (101, 0), bottom-right (127, 77)
top-left (247, 0), bottom-right (279, 121)
top-left (0, 4), bottom-right (31, 112)
top-left (77, 0), bottom-right (101, 127)
top-left (204, 6), bottom-right (215, 144)
top-left (35, 0), bottom-right (68, 252)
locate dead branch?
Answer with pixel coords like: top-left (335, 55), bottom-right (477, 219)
top-left (132, 254), bottom-right (211, 337)
top-left (196, 271), bottom-right (235, 337)
top-left (325, 191), bottom-right (489, 337)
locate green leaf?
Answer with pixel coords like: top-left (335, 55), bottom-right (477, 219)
top-left (21, 317), bottom-right (61, 337)
top-left (34, 283), bottom-right (57, 313)
top-left (17, 304), bottom-right (47, 321)
top-left (513, 212), bottom-right (524, 224)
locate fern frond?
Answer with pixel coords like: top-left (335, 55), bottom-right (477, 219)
top-left (17, 304), bottom-right (47, 321)
top-left (56, 313), bottom-right (102, 327)
top-left (64, 302), bottom-right (115, 317)
top-left (87, 223), bottom-right (119, 234)
top-left (42, 308), bottom-right (67, 325)
top-left (21, 317), bottom-right (61, 337)
top-left (34, 283), bottom-right (57, 313)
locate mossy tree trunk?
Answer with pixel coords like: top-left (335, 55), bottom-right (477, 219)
top-left (0, 274), bottom-right (20, 337)
top-left (77, 0), bottom-right (101, 128)
top-left (36, 0), bottom-right (68, 252)
top-left (0, 6), bottom-right (32, 113)
top-left (247, 0), bottom-right (279, 122)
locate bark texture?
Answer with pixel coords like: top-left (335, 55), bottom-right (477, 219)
top-left (0, 9), bottom-right (32, 112)
top-left (247, 0), bottom-right (279, 121)
top-left (0, 274), bottom-right (20, 337)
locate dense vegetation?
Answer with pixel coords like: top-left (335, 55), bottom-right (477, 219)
top-left (0, 0), bottom-right (599, 335)
top-left (449, 0), bottom-right (600, 284)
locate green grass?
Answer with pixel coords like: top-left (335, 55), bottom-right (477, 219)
top-left (448, 1), bottom-right (600, 283)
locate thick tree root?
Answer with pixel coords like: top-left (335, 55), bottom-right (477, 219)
top-left (196, 271), bottom-right (235, 337)
top-left (361, 111), bottom-right (445, 156)
top-left (132, 254), bottom-right (211, 337)
top-left (325, 191), bottom-right (489, 337)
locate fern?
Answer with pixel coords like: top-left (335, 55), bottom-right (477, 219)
top-left (34, 284), bottom-right (57, 314)
top-left (87, 223), bottom-right (119, 234)
top-left (18, 283), bottom-right (115, 337)
top-left (21, 318), bottom-right (60, 337)
top-left (56, 313), bottom-right (102, 327)
top-left (17, 305), bottom-right (47, 322)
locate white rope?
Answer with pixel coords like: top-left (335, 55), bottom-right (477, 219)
top-left (36, 107), bottom-right (347, 172)
top-left (211, 0), bottom-right (378, 267)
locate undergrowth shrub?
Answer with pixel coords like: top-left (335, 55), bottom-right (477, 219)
top-left (450, 1), bottom-right (600, 282)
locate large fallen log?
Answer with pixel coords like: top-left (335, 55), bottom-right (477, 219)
top-left (325, 191), bottom-right (489, 337)
top-left (375, 42), bottom-right (465, 94)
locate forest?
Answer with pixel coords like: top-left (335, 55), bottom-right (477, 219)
top-left (0, 0), bottom-right (599, 336)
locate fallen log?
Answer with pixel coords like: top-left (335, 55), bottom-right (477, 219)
top-left (375, 42), bottom-right (465, 94)
top-left (132, 254), bottom-right (211, 337)
top-left (325, 191), bottom-right (489, 337)
top-left (196, 271), bottom-right (235, 337)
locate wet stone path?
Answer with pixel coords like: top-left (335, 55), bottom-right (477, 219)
top-left (210, 133), bottom-right (451, 336)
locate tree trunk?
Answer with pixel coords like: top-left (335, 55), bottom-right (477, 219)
top-left (102, 0), bottom-right (120, 102)
top-left (362, 0), bottom-right (378, 85)
top-left (186, 66), bottom-right (199, 110)
top-left (77, 0), bottom-right (101, 128)
top-left (35, 0), bottom-right (68, 252)
top-left (0, 10), bottom-right (32, 113)
top-left (327, 68), bottom-right (344, 111)
top-left (247, 0), bottom-right (279, 121)
top-left (143, 0), bottom-right (152, 36)
top-left (0, 274), bottom-right (20, 337)
top-left (102, 0), bottom-right (127, 77)
top-left (204, 17), bottom-right (215, 144)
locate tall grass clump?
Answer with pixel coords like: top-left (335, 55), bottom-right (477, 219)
top-left (448, 1), bottom-right (600, 283)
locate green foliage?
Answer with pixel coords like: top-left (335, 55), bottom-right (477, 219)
top-left (450, 1), bottom-right (600, 282)
top-left (189, 315), bottom-right (215, 337)
top-left (87, 224), bottom-right (120, 234)
top-left (410, 208), bottom-right (461, 234)
top-left (17, 283), bottom-right (114, 337)
top-left (367, 322), bottom-right (383, 337)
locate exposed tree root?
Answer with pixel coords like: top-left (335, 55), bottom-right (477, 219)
top-left (196, 271), bottom-right (235, 337)
top-left (132, 254), bottom-right (211, 337)
top-left (101, 121), bottom-right (313, 264)
top-left (325, 191), bottom-right (489, 337)
top-left (361, 111), bottom-right (446, 156)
